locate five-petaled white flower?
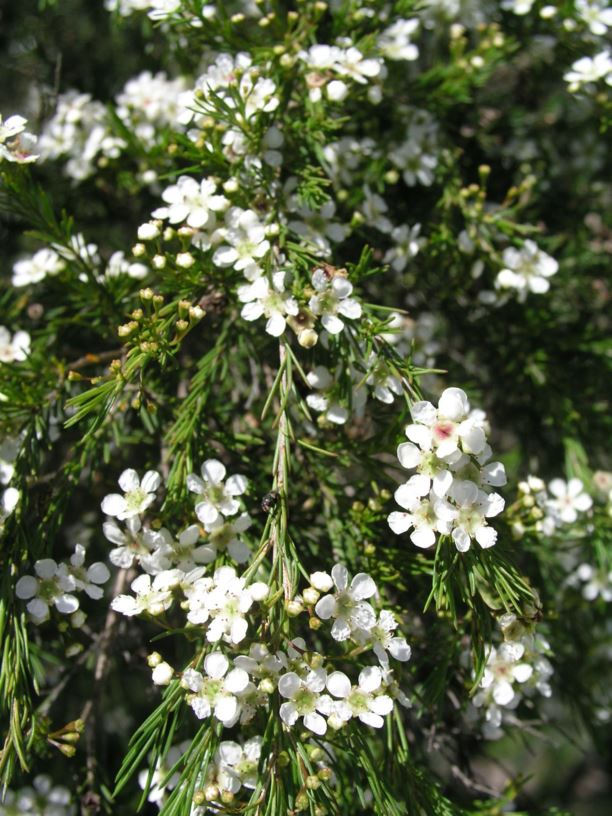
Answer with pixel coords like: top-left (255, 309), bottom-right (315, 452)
top-left (15, 559), bottom-right (79, 624)
top-left (278, 666), bottom-right (332, 735)
top-left (326, 666), bottom-right (394, 728)
top-left (187, 459), bottom-right (248, 525)
top-left (238, 272), bottom-right (299, 337)
top-left (309, 269), bottom-right (362, 335)
top-left (101, 469), bottom-right (161, 520)
top-left (182, 653), bottom-right (249, 726)
top-left (314, 564), bottom-right (377, 640)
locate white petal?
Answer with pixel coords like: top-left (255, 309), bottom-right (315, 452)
top-left (303, 712), bottom-right (327, 735)
top-left (410, 401), bottom-right (437, 425)
top-left (358, 712), bottom-right (384, 728)
top-left (369, 694), bottom-right (394, 716)
top-left (205, 652), bottom-right (229, 679)
top-left (331, 563), bottom-right (349, 591)
top-left (214, 695), bottom-right (238, 724)
top-left (350, 572), bottom-right (377, 600)
top-left (278, 672), bottom-right (301, 698)
top-left (34, 559), bottom-right (57, 579)
top-left (321, 314), bottom-right (344, 335)
top-left (314, 594), bottom-right (337, 620)
top-left (202, 459), bottom-right (226, 484)
top-left (359, 666), bottom-right (382, 693)
top-left (279, 701), bottom-right (299, 726)
top-left (438, 388), bottom-right (469, 421)
top-left (55, 594), bottom-right (79, 614)
top-left (15, 576), bottom-right (38, 599)
top-left (397, 442), bottom-right (422, 469)
top-left (141, 470), bottom-right (161, 492)
top-left (225, 667), bottom-right (249, 693)
top-left (327, 671), bottom-right (351, 698)
top-left (387, 511), bottom-right (412, 534)
top-left (195, 501), bottom-right (220, 525)
top-left (118, 469), bottom-right (140, 492)
top-left (226, 474), bottom-right (248, 496)
top-left (101, 494), bottom-right (127, 517)
top-left (331, 617), bottom-right (352, 641)
top-left (87, 563), bottom-right (110, 584)
top-left (410, 527), bottom-right (436, 549)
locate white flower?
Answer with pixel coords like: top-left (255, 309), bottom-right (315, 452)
top-left (378, 19), bottom-right (420, 62)
top-left (545, 478), bottom-right (592, 524)
top-left (103, 516), bottom-right (162, 571)
top-left (187, 459), bottom-right (248, 525)
top-left (570, 563), bottom-right (612, 602)
top-left (383, 224), bottom-right (425, 272)
top-left (388, 489), bottom-right (452, 549)
top-left (105, 251), bottom-right (149, 280)
top-left (326, 666), bottom-right (394, 728)
top-left (12, 248), bottom-right (66, 287)
top-left (575, 0), bottom-right (612, 35)
top-left (475, 642), bottom-right (533, 707)
top-left (495, 240), bottom-right (559, 300)
top-left (152, 176), bottom-right (229, 229)
top-left (365, 353), bottom-right (403, 404)
top-left (315, 564), bottom-right (377, 640)
top-left (0, 327), bottom-right (31, 363)
top-left (213, 207), bottom-right (271, 279)
top-left (288, 199), bottom-right (348, 257)
top-left (201, 513), bottom-right (253, 564)
top-left (309, 269), bottom-right (362, 335)
top-left (101, 469), bottom-right (161, 520)
top-left (305, 366), bottom-right (349, 425)
top-left (564, 50), bottom-right (612, 92)
top-left (111, 573), bottom-right (174, 617)
top-left (439, 479), bottom-right (504, 552)
top-left (0, 114), bottom-right (38, 163)
top-left (353, 609), bottom-right (412, 666)
top-left (148, 524), bottom-right (214, 572)
top-left (68, 544), bottom-right (110, 599)
top-left (182, 652), bottom-right (249, 726)
top-left (212, 736), bottom-right (262, 794)
top-left (403, 387), bottom-right (486, 460)
top-left (238, 272), bottom-right (299, 337)
top-left (278, 667), bottom-right (332, 735)
top-left (15, 560), bottom-right (79, 624)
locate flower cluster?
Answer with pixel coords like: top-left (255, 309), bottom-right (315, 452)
top-left (469, 616), bottom-right (554, 740)
top-left (512, 475), bottom-right (593, 537)
top-left (15, 546), bottom-right (110, 626)
top-left (388, 388), bottom-right (506, 551)
top-left (0, 774), bottom-right (74, 816)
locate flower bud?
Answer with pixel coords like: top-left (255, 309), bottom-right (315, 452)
top-left (286, 599), bottom-right (304, 617)
top-left (303, 587), bottom-right (320, 606)
top-left (138, 223), bottom-right (160, 241)
top-left (152, 661), bottom-right (174, 686)
top-left (132, 243), bottom-right (146, 257)
top-left (309, 616), bottom-right (322, 630)
top-left (204, 784), bottom-right (219, 801)
top-left (152, 254), bottom-right (167, 269)
top-left (306, 775), bottom-right (321, 790)
top-left (298, 328), bottom-right (318, 348)
top-left (176, 253), bottom-right (195, 269)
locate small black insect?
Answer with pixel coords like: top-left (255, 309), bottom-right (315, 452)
top-left (261, 491), bottom-right (280, 513)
